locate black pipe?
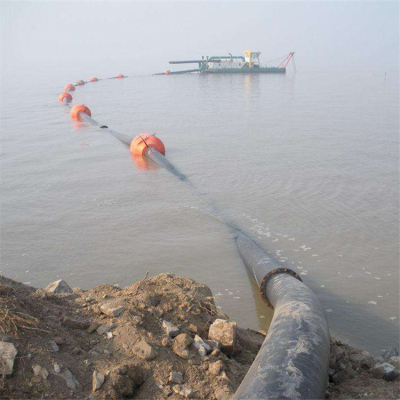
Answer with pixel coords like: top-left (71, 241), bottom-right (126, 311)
top-left (145, 148), bottom-right (186, 181)
top-left (233, 232), bottom-right (330, 400)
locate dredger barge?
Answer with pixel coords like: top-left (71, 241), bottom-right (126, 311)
top-left (155, 50), bottom-right (295, 75)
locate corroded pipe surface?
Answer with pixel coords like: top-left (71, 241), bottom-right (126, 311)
top-left (233, 233), bottom-right (330, 400)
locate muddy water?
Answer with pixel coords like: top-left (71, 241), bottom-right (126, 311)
top-left (1, 63), bottom-right (398, 354)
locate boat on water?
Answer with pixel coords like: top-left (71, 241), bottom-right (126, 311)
top-left (155, 51), bottom-right (295, 75)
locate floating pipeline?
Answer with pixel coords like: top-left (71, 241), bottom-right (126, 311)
top-left (64, 83), bottom-right (75, 92)
top-left (232, 232), bottom-right (330, 400)
top-left (68, 102), bottom-right (186, 181)
top-left (58, 92), bottom-right (72, 104)
top-left (59, 76), bottom-right (331, 399)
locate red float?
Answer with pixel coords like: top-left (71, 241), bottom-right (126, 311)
top-left (64, 83), bottom-right (75, 92)
top-left (58, 92), bottom-right (72, 103)
top-left (130, 133), bottom-right (165, 157)
top-left (70, 104), bottom-right (91, 121)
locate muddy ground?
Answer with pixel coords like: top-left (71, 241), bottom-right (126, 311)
top-left (0, 273), bottom-right (399, 399)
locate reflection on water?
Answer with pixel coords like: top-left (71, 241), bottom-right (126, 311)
top-left (131, 153), bottom-right (159, 171)
top-left (1, 67), bottom-right (399, 355)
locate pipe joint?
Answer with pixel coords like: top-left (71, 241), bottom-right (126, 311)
top-left (260, 268), bottom-right (302, 308)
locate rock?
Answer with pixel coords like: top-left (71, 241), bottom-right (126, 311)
top-left (332, 361), bottom-right (347, 372)
top-left (329, 352), bottom-right (336, 368)
top-left (60, 368), bottom-right (79, 389)
top-left (332, 368), bottom-right (358, 384)
top-left (218, 371), bottom-right (231, 384)
top-left (204, 340), bottom-right (221, 351)
top-left (92, 371), bottom-right (105, 391)
top-left (163, 385), bottom-right (173, 396)
top-left (45, 279), bottom-right (73, 294)
top-left (389, 356), bottom-right (400, 369)
top-left (371, 362), bottom-right (398, 381)
top-left (96, 324), bottom-right (113, 335)
top-left (188, 324), bottom-right (198, 334)
top-left (332, 345), bottom-right (348, 361)
top-left (132, 340), bottom-right (156, 360)
top-left (54, 363), bottom-right (61, 373)
top-left (161, 337), bottom-right (171, 347)
top-left (198, 345), bottom-right (207, 357)
top-left (32, 364), bottom-right (49, 380)
top-left (62, 317), bottom-right (90, 330)
top-left (194, 335), bottom-right (211, 351)
top-left (88, 322), bottom-right (101, 334)
top-left (172, 385), bottom-right (193, 398)
top-left (100, 304), bottom-right (125, 317)
top-left (131, 316), bottom-right (143, 326)
top-left (48, 340), bottom-right (59, 352)
top-left (175, 333), bottom-right (193, 348)
top-left (382, 346), bottom-right (398, 361)
top-left (169, 371), bottom-right (184, 384)
top-left (116, 365), bottom-right (127, 375)
top-left (209, 360), bottom-right (223, 376)
top-left (71, 347), bottom-right (82, 355)
top-left (107, 332), bottom-right (113, 339)
top-left (211, 349), bottom-right (221, 357)
top-left (162, 320), bottom-right (180, 338)
top-left (214, 387), bottom-right (231, 400)
top-left (53, 336), bottom-right (65, 345)
top-left (0, 342), bottom-right (17, 376)
top-left (173, 333), bottom-right (193, 359)
top-left (349, 351), bottom-right (373, 369)
top-left (208, 319), bottom-right (237, 354)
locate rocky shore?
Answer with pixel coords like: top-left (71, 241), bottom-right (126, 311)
top-left (0, 273), bottom-right (399, 399)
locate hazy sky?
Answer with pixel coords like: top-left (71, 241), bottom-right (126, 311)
top-left (1, 1), bottom-right (399, 74)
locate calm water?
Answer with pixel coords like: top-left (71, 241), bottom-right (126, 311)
top-left (1, 62), bottom-right (399, 355)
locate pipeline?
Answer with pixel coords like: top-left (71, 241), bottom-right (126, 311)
top-left (58, 73), bottom-right (190, 182)
top-left (232, 232), bottom-right (330, 400)
top-left (59, 75), bottom-right (331, 399)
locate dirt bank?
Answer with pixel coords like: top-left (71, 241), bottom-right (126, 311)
top-left (0, 273), bottom-right (399, 399)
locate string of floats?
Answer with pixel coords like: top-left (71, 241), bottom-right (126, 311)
top-left (58, 75), bottom-right (186, 181)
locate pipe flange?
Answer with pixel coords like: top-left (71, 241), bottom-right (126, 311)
top-left (260, 268), bottom-right (302, 309)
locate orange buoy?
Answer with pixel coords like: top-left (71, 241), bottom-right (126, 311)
top-left (89, 77), bottom-right (99, 82)
top-left (58, 92), bottom-right (72, 103)
top-left (75, 79), bottom-right (85, 86)
top-left (116, 73), bottom-right (125, 79)
top-left (164, 70), bottom-right (171, 75)
top-left (70, 104), bottom-right (91, 121)
top-left (130, 133), bottom-right (165, 157)
top-left (64, 83), bottom-right (75, 92)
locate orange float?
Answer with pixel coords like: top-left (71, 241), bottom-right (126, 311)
top-left (64, 83), bottom-right (75, 92)
top-left (70, 104), bottom-right (91, 121)
top-left (89, 77), bottom-right (99, 82)
top-left (116, 73), bottom-right (125, 79)
top-left (58, 92), bottom-right (72, 103)
top-left (75, 79), bottom-right (85, 86)
top-left (130, 133), bottom-right (165, 157)
top-left (164, 70), bottom-right (171, 75)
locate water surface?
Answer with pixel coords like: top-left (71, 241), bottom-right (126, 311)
top-left (1, 64), bottom-right (399, 354)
